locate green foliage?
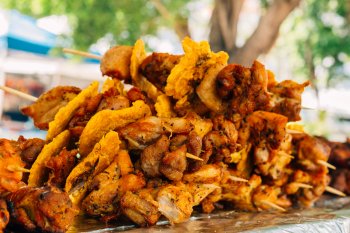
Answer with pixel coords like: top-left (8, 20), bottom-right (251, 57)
top-left (1, 0), bottom-right (189, 50)
top-left (293, 0), bottom-right (350, 86)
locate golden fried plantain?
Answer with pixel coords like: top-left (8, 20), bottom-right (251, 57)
top-left (46, 82), bottom-right (99, 141)
top-left (28, 130), bottom-right (70, 187)
top-left (78, 100), bottom-right (151, 156)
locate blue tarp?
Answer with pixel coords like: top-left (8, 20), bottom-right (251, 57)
top-left (3, 10), bottom-right (57, 55)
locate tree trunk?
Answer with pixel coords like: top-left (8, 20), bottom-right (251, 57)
top-left (210, 0), bottom-right (301, 66)
top-left (209, 0), bottom-right (244, 53)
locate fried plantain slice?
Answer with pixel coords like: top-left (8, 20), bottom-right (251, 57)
top-left (21, 86), bottom-right (81, 130)
top-left (28, 130), bottom-right (70, 187)
top-left (46, 81), bottom-right (99, 141)
top-left (130, 39), bottom-right (162, 101)
top-left (78, 100), bottom-right (151, 156)
top-left (65, 131), bottom-right (120, 205)
top-left (165, 37), bottom-right (228, 101)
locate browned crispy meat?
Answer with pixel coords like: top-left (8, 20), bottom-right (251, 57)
top-left (141, 135), bottom-right (170, 177)
top-left (21, 86), bottom-right (81, 130)
top-left (247, 111), bottom-right (288, 150)
top-left (118, 116), bottom-right (164, 149)
top-left (100, 45), bottom-right (133, 81)
top-left (216, 61), bottom-right (270, 117)
top-left (157, 184), bottom-right (194, 224)
top-left (68, 93), bottom-right (102, 138)
top-left (253, 185), bottom-right (292, 211)
top-left (159, 145), bottom-right (187, 181)
top-left (285, 168), bottom-right (330, 207)
top-left (16, 136), bottom-right (45, 168)
top-left (46, 148), bottom-right (78, 188)
top-left (331, 169), bottom-right (350, 195)
top-left (121, 189), bottom-right (160, 226)
top-left (83, 170), bottom-right (145, 217)
top-left (0, 199), bottom-right (9, 233)
top-left (126, 87), bottom-right (147, 102)
top-left (0, 139), bottom-right (26, 194)
top-left (269, 80), bottom-right (309, 121)
top-left (324, 137), bottom-right (350, 169)
top-left (97, 86), bottom-right (130, 111)
top-left (7, 186), bottom-right (78, 233)
top-left (293, 134), bottom-right (331, 171)
top-left (139, 53), bottom-right (181, 92)
top-left (221, 174), bottom-right (262, 211)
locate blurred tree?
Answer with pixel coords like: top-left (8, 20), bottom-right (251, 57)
top-left (2, 0), bottom-right (301, 63)
top-left (209, 0), bottom-right (301, 65)
top-left (292, 0), bottom-right (350, 87)
top-left (1, 0), bottom-right (189, 50)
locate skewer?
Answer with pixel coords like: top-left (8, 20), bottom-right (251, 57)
top-left (260, 200), bottom-right (286, 212)
top-left (186, 153), bottom-right (203, 161)
top-left (63, 48), bottom-right (102, 60)
top-left (228, 176), bottom-right (249, 183)
top-left (0, 86), bottom-right (38, 102)
top-left (325, 186), bottom-right (346, 197)
top-left (317, 160), bottom-right (336, 170)
top-left (294, 182), bottom-right (313, 189)
top-left (277, 151), bottom-right (294, 159)
top-left (7, 165), bottom-right (30, 173)
top-left (286, 129), bottom-right (304, 134)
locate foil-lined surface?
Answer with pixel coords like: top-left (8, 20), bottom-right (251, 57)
top-left (68, 196), bottom-right (350, 233)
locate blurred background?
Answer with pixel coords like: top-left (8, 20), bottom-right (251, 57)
top-left (0, 0), bottom-right (349, 141)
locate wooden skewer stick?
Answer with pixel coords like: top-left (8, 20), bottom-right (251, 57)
top-left (286, 129), bottom-right (304, 134)
top-left (228, 175), bottom-right (249, 183)
top-left (63, 48), bottom-right (102, 60)
top-left (317, 160), bottom-right (336, 170)
top-left (277, 151), bottom-right (294, 159)
top-left (294, 182), bottom-right (313, 189)
top-left (0, 86), bottom-right (38, 102)
top-left (7, 165), bottom-right (30, 173)
top-left (325, 186), bottom-right (346, 197)
top-left (261, 200), bottom-right (286, 212)
top-left (186, 153), bottom-right (203, 161)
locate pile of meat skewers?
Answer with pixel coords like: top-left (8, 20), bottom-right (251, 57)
top-left (0, 37), bottom-right (344, 233)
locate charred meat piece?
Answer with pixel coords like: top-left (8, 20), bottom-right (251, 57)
top-left (216, 61), bottom-right (270, 117)
top-left (331, 169), bottom-right (350, 195)
top-left (139, 53), bottom-right (181, 92)
top-left (293, 134), bottom-right (331, 171)
top-left (46, 148), bottom-right (78, 188)
top-left (68, 93), bottom-right (102, 138)
top-left (118, 116), bottom-right (164, 150)
top-left (247, 111), bottom-right (288, 150)
top-left (17, 136), bottom-right (45, 168)
top-left (21, 86), bottom-right (81, 130)
top-left (100, 45), bottom-right (133, 80)
top-left (121, 189), bottom-right (160, 227)
top-left (285, 168), bottom-right (330, 207)
top-left (97, 86), bottom-right (130, 112)
top-left (0, 199), bottom-right (9, 233)
top-left (269, 80), bottom-right (309, 121)
top-left (7, 186), bottom-right (78, 233)
top-left (159, 145), bottom-right (187, 181)
top-left (141, 135), bottom-right (170, 177)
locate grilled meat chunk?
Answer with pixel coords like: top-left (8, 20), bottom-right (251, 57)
top-left (141, 135), bottom-right (170, 177)
top-left (139, 53), bottom-right (181, 92)
top-left (7, 186), bottom-right (78, 233)
top-left (21, 86), bottom-right (81, 130)
top-left (0, 199), bottom-right (9, 233)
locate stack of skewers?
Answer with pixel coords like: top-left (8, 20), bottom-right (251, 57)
top-left (0, 37), bottom-right (345, 233)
